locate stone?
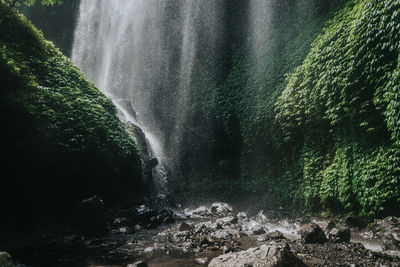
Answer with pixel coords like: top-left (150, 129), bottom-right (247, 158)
top-left (253, 226), bottom-right (266, 235)
top-left (382, 241), bottom-right (400, 251)
top-left (257, 235), bottom-right (269, 243)
top-left (194, 258), bottom-right (208, 264)
top-left (208, 244), bottom-right (307, 267)
top-left (345, 215), bottom-right (367, 229)
top-left (223, 245), bottom-right (236, 254)
top-left (300, 223), bottom-right (328, 244)
top-left (179, 222), bottom-right (194, 232)
top-left (0, 252), bottom-right (15, 267)
top-left (269, 230), bottom-right (285, 240)
top-left (127, 261), bottom-right (148, 267)
top-left (192, 206), bottom-right (211, 217)
top-left (256, 210), bottom-right (268, 223)
top-left (144, 247), bottom-right (155, 253)
top-left (211, 203), bottom-right (232, 216)
top-left (326, 220), bottom-right (336, 231)
top-left (73, 196), bottom-right (107, 237)
top-left (211, 229), bottom-right (238, 240)
top-left (237, 212), bottom-right (248, 220)
top-left (119, 226), bottom-right (134, 234)
top-left (329, 227), bottom-right (350, 243)
top-left (216, 216), bottom-right (238, 226)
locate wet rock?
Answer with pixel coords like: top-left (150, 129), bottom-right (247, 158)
top-left (179, 222), bottom-right (194, 232)
top-left (112, 217), bottom-right (129, 228)
top-left (382, 241), bottom-right (400, 251)
top-left (173, 231), bottom-right (192, 242)
top-left (200, 237), bottom-right (214, 247)
top-left (0, 252), bottom-right (15, 267)
top-left (208, 243), bottom-right (306, 267)
top-left (345, 215), bottom-right (367, 229)
top-left (237, 212), bottom-right (248, 221)
top-left (191, 206), bottom-right (211, 217)
top-left (256, 210), bottom-right (268, 223)
top-left (326, 220), bottom-right (336, 231)
top-left (156, 209), bottom-right (175, 224)
top-left (73, 196), bottom-right (107, 237)
top-left (373, 216), bottom-right (400, 239)
top-left (300, 223), bottom-right (328, 244)
top-left (253, 226), bottom-right (266, 235)
top-left (211, 203), bottom-right (232, 216)
top-left (243, 219), bottom-right (263, 232)
top-left (329, 227), bottom-right (350, 243)
top-left (144, 247), bottom-right (155, 253)
top-left (257, 235), bottom-right (269, 243)
top-left (223, 245), bottom-right (236, 254)
top-left (194, 258), bottom-right (208, 264)
top-left (119, 226), bottom-right (134, 234)
top-left (147, 158), bottom-right (158, 170)
top-left (269, 230), bottom-right (285, 240)
top-left (215, 216), bottom-right (238, 228)
top-left (127, 261), bottom-right (148, 267)
top-left (211, 229), bottom-right (238, 240)
top-left (196, 222), bottom-right (213, 235)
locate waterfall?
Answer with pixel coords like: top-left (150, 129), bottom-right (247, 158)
top-left (71, 0), bottom-right (224, 199)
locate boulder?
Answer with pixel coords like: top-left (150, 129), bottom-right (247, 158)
top-left (216, 216), bottom-right (238, 226)
top-left (236, 212), bottom-right (248, 221)
top-left (179, 222), bottom-right (194, 232)
top-left (208, 243), bottom-right (306, 267)
top-left (345, 215), bottom-right (367, 229)
top-left (326, 220), bottom-right (336, 231)
top-left (300, 223), bottom-right (328, 244)
top-left (73, 196), bottom-right (107, 237)
top-left (256, 210), bottom-right (268, 223)
top-left (269, 230), bottom-right (285, 240)
top-left (192, 206), bottom-right (211, 217)
top-left (329, 227), bottom-right (350, 243)
top-left (211, 203), bottom-right (232, 216)
top-left (253, 226), bottom-right (266, 235)
top-left (0, 252), bottom-right (15, 267)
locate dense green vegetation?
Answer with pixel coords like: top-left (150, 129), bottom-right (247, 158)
top-left (176, 0), bottom-right (348, 205)
top-left (0, 3), bottom-right (143, 222)
top-left (176, 0), bottom-right (400, 219)
top-left (275, 0), bottom-right (400, 218)
top-left (2, 0), bottom-right (62, 8)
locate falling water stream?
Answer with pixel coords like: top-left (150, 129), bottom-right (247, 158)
top-left (71, 0), bottom-right (227, 197)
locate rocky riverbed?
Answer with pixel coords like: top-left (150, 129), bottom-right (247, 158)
top-left (1, 202), bottom-right (400, 266)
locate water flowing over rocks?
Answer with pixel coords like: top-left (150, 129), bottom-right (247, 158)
top-left (2, 203), bottom-right (400, 266)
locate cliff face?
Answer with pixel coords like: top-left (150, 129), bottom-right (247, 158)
top-left (0, 3), bottom-right (144, 223)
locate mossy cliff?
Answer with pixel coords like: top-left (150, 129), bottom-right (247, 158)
top-left (275, 0), bottom-right (400, 218)
top-left (178, 0), bottom-right (400, 219)
top-left (0, 3), bottom-right (143, 222)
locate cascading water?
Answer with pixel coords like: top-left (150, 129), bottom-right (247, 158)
top-left (71, 0), bottom-right (225, 201)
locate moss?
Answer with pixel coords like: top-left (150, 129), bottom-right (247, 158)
top-left (0, 3), bottom-right (143, 221)
top-left (275, 0), bottom-right (400, 219)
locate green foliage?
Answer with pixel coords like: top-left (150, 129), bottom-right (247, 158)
top-left (0, 3), bottom-right (143, 217)
top-left (183, 0), bottom-right (400, 220)
top-left (1, 0), bottom-right (63, 8)
top-left (275, 0), bottom-right (400, 218)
